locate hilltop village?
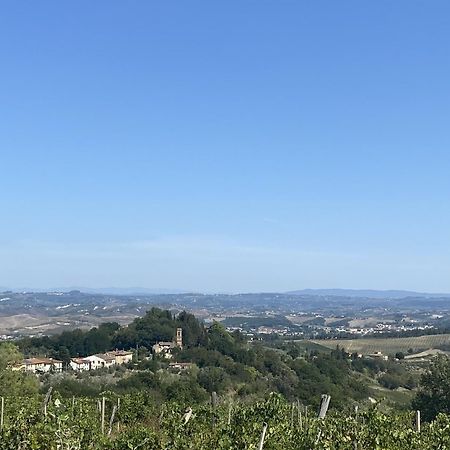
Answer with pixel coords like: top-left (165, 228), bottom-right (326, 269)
top-left (18, 327), bottom-right (184, 374)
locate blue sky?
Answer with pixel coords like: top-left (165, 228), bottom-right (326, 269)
top-left (1, 2), bottom-right (450, 292)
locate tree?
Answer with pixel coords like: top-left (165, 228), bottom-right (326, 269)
top-left (0, 342), bottom-right (22, 370)
top-left (198, 366), bottom-right (230, 393)
top-left (413, 355), bottom-right (450, 421)
top-left (207, 322), bottom-right (237, 356)
top-left (0, 343), bottom-right (39, 397)
top-left (177, 311), bottom-right (207, 347)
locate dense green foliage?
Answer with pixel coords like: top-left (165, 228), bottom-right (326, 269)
top-left (17, 309), bottom-right (206, 363)
top-left (1, 393), bottom-right (450, 449)
top-left (16, 310), bottom-right (378, 408)
top-left (0, 342), bottom-right (39, 397)
top-left (41, 341), bottom-right (371, 409)
top-left (5, 309), bottom-right (450, 447)
top-left (413, 355), bottom-right (450, 421)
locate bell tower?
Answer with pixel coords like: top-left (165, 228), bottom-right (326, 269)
top-left (176, 327), bottom-right (183, 348)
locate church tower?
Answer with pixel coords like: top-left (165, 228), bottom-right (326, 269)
top-left (176, 327), bottom-right (183, 348)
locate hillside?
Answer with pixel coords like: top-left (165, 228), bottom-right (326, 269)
top-left (12, 307), bottom-right (403, 409)
top-left (311, 333), bottom-right (450, 354)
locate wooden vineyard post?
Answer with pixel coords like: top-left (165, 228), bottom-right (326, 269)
top-left (116, 397), bottom-right (121, 432)
top-left (297, 399), bottom-right (302, 430)
top-left (227, 402), bottom-right (233, 426)
top-left (211, 391), bottom-right (218, 429)
top-left (290, 403), bottom-right (294, 428)
top-left (318, 394), bottom-right (331, 419)
top-left (108, 405), bottom-right (117, 436)
top-left (257, 422), bottom-right (268, 450)
top-left (415, 410), bottom-right (421, 433)
top-left (211, 391), bottom-right (218, 408)
top-left (1, 396), bottom-right (4, 430)
top-left (183, 407), bottom-right (193, 425)
top-left (101, 397), bottom-right (106, 435)
top-left (353, 405), bottom-right (359, 450)
top-left (43, 387), bottom-right (53, 417)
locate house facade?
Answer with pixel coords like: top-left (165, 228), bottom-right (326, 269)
top-left (85, 354), bottom-right (116, 369)
top-left (70, 357), bottom-right (91, 372)
top-left (23, 358), bottom-right (63, 373)
top-left (23, 349), bottom-right (133, 373)
top-left (110, 350), bottom-right (133, 364)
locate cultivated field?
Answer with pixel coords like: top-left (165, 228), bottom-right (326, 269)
top-left (310, 333), bottom-right (450, 355)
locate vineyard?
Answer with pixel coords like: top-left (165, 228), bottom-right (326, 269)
top-left (1, 392), bottom-right (450, 449)
top-left (311, 333), bottom-right (450, 355)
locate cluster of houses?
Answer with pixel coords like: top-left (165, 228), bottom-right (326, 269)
top-left (20, 349), bottom-right (134, 374)
top-left (21, 357), bottom-right (64, 374)
top-left (70, 349), bottom-right (134, 371)
top-left (20, 328), bottom-right (185, 374)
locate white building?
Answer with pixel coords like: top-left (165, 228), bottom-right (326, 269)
top-left (70, 357), bottom-right (91, 372)
top-left (110, 349), bottom-right (133, 365)
top-left (71, 350), bottom-right (133, 371)
top-left (23, 358), bottom-right (63, 374)
top-left (152, 341), bottom-right (177, 359)
top-left (84, 353), bottom-right (116, 369)
top-left (152, 328), bottom-right (183, 359)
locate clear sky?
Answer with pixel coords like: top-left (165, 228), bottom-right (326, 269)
top-left (1, 2), bottom-right (450, 293)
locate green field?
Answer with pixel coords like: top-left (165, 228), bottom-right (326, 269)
top-left (290, 339), bottom-right (331, 352)
top-left (310, 333), bottom-right (450, 355)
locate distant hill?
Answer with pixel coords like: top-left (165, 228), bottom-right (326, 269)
top-left (2, 287), bottom-right (189, 295)
top-left (286, 288), bottom-right (450, 299)
top-left (65, 287), bottom-right (191, 295)
top-left (3, 286), bottom-right (449, 298)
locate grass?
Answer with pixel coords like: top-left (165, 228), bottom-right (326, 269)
top-left (291, 340), bottom-right (331, 353)
top-left (368, 385), bottom-right (415, 411)
top-left (309, 333), bottom-right (450, 355)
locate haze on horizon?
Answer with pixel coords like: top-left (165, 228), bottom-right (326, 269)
top-left (1, 2), bottom-right (450, 293)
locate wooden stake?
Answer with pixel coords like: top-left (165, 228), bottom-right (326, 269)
top-left (101, 397), bottom-right (106, 435)
top-left (297, 400), bottom-right (301, 428)
top-left (318, 394), bottom-right (331, 419)
top-left (211, 392), bottom-right (218, 429)
top-left (211, 391), bottom-right (218, 408)
top-left (227, 402), bottom-right (232, 426)
top-left (108, 405), bottom-right (117, 436)
top-left (257, 422), bottom-right (268, 450)
top-left (290, 403), bottom-right (294, 428)
top-left (183, 407), bottom-right (193, 424)
top-left (1, 397), bottom-right (4, 430)
top-left (43, 387), bottom-right (53, 417)
top-left (117, 398), bottom-right (121, 432)
top-left (315, 430), bottom-right (322, 446)
top-left (415, 410), bottom-right (421, 433)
